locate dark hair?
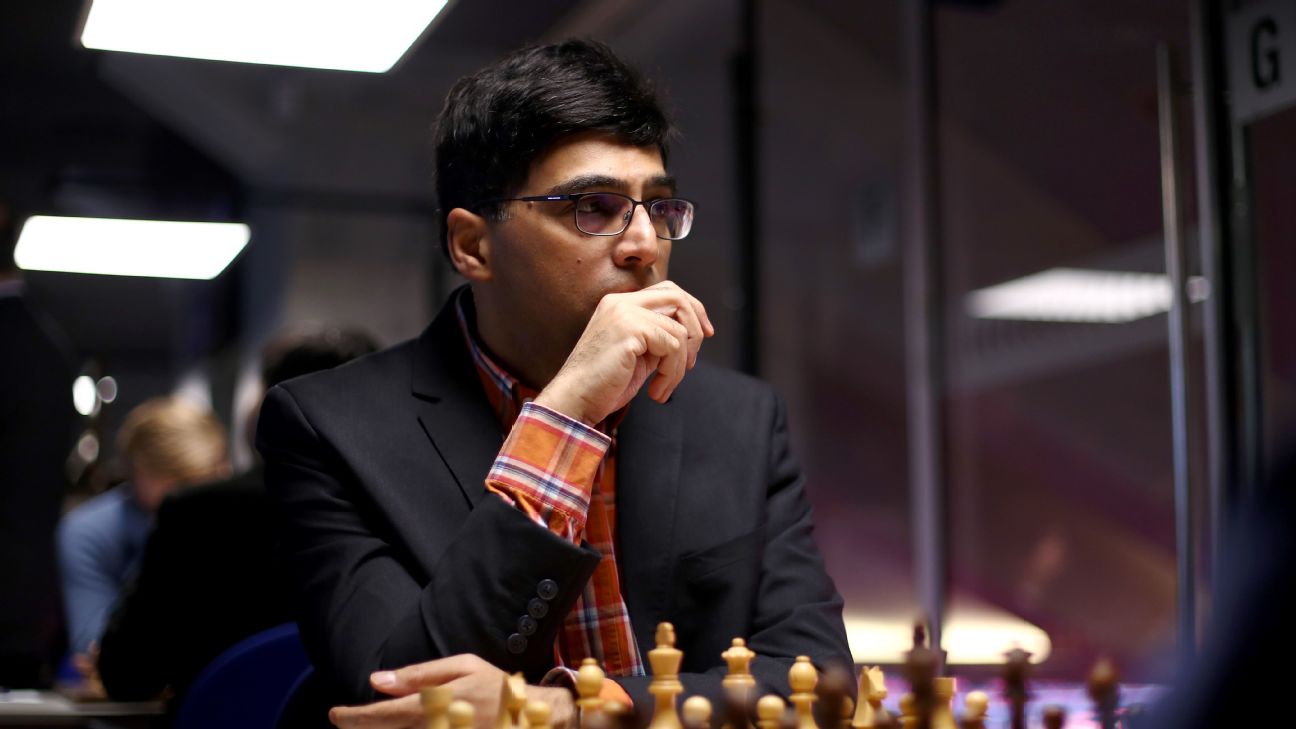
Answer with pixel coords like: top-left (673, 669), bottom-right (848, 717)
top-left (433, 39), bottom-right (676, 255)
top-left (260, 325), bottom-right (379, 389)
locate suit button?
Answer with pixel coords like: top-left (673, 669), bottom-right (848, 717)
top-left (517, 615), bottom-right (538, 636)
top-left (527, 598), bottom-right (549, 619)
top-left (537, 579), bottom-right (559, 600)
top-left (507, 633), bottom-right (528, 654)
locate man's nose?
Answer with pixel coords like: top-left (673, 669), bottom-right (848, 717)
top-left (612, 204), bottom-right (659, 267)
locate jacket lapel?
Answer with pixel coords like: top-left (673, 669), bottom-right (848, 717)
top-left (410, 302), bottom-right (501, 509)
top-left (615, 391), bottom-right (684, 653)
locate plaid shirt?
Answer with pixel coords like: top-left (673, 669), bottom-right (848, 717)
top-left (455, 293), bottom-right (646, 686)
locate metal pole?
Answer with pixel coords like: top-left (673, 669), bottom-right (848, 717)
top-left (1188, 0), bottom-right (1233, 600)
top-left (903, 0), bottom-right (948, 671)
top-left (1156, 43), bottom-right (1196, 663)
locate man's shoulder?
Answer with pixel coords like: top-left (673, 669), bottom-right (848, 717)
top-left (57, 486), bottom-right (139, 550)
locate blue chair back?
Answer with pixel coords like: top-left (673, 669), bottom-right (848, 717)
top-left (174, 623), bottom-right (312, 729)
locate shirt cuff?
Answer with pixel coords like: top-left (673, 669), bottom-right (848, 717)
top-left (486, 402), bottom-right (611, 534)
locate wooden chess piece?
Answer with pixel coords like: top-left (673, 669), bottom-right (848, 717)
top-left (722, 638), bottom-right (758, 708)
top-left (788, 656), bottom-right (819, 729)
top-left (577, 658), bottom-right (607, 728)
top-left (722, 684), bottom-right (757, 729)
top-left (1087, 657), bottom-right (1120, 729)
top-left (853, 667), bottom-right (890, 729)
top-left (903, 636), bottom-right (938, 729)
top-left (526, 700), bottom-right (553, 729)
top-left (1041, 705), bottom-right (1065, 729)
top-left (603, 701), bottom-right (635, 729)
top-left (959, 691), bottom-right (988, 729)
top-left (449, 700), bottom-right (475, 729)
top-left (814, 665), bottom-right (852, 729)
top-left (648, 623), bottom-right (685, 729)
top-left (898, 693), bottom-right (917, 729)
top-left (497, 673), bottom-right (529, 729)
top-left (931, 678), bottom-right (957, 729)
top-left (421, 685), bottom-right (454, 729)
top-left (756, 695), bottom-right (787, 729)
top-left (1002, 648), bottom-right (1032, 729)
top-left (682, 696), bottom-right (713, 729)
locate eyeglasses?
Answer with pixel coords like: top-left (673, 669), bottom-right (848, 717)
top-left (480, 192), bottom-right (695, 240)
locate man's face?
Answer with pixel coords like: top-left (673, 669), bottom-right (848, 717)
top-left (483, 132), bottom-right (676, 353)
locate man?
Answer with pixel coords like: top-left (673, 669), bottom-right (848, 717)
top-left (96, 326), bottom-right (377, 703)
top-left (58, 397), bottom-right (229, 658)
top-left (0, 201), bottom-right (75, 687)
top-left (257, 40), bottom-right (851, 728)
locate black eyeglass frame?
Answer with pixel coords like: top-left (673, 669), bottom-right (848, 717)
top-left (476, 192), bottom-right (696, 240)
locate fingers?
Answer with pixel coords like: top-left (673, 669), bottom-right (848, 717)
top-left (330, 693), bottom-right (422, 729)
top-left (371, 654), bottom-right (484, 697)
top-left (639, 313), bottom-right (688, 403)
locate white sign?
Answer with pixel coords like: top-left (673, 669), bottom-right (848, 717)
top-left (1228, 0), bottom-right (1296, 124)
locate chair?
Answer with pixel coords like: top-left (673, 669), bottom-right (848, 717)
top-left (174, 623), bottom-right (311, 729)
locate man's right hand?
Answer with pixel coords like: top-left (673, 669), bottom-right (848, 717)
top-left (533, 281), bottom-right (714, 426)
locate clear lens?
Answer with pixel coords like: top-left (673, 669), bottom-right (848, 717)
top-left (575, 193), bottom-right (633, 235)
top-left (650, 198), bottom-right (694, 240)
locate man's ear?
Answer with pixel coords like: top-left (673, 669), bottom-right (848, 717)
top-left (446, 207), bottom-right (492, 282)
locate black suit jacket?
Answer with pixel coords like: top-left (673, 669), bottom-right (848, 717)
top-left (256, 297), bottom-right (852, 709)
top-left (96, 466), bottom-right (292, 702)
top-left (0, 293), bottom-right (74, 687)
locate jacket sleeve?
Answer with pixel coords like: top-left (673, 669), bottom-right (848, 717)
top-left (256, 385), bottom-right (603, 703)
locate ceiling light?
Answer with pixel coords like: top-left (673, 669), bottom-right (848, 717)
top-left (967, 268), bottom-right (1173, 323)
top-left (15, 216), bottom-right (250, 280)
top-left (79, 0), bottom-right (449, 73)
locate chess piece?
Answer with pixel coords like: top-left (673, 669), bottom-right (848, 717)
top-left (722, 684), bottom-right (757, 729)
top-left (577, 658), bottom-right (607, 728)
top-left (1002, 648), bottom-right (1032, 729)
top-left (853, 667), bottom-right (890, 729)
top-left (603, 700), bottom-right (635, 729)
top-left (449, 700), bottom-right (475, 729)
top-left (498, 673), bottom-right (529, 729)
top-left (959, 691), bottom-right (988, 729)
top-left (814, 665), bottom-right (853, 729)
top-left (648, 623), bottom-right (685, 729)
top-left (931, 678), bottom-right (957, 729)
top-left (526, 700), bottom-right (553, 729)
top-left (723, 638), bottom-right (758, 704)
top-left (1041, 705), bottom-right (1065, 729)
top-left (788, 656), bottom-right (818, 729)
top-left (903, 632), bottom-right (938, 729)
top-left (756, 695), bottom-right (787, 729)
top-left (421, 685), bottom-right (454, 729)
top-left (898, 693), bottom-right (917, 729)
top-left (1087, 657), bottom-right (1120, 729)
top-left (682, 696), bottom-right (713, 729)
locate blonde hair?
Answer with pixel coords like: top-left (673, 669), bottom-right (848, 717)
top-left (117, 397), bottom-right (228, 484)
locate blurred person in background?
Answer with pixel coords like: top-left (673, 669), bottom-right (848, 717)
top-left (0, 200), bottom-right (76, 688)
top-left (56, 397), bottom-right (229, 675)
top-left (97, 325), bottom-right (377, 704)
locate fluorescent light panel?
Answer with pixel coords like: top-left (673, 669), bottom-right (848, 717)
top-left (844, 610), bottom-right (1052, 665)
top-left (80, 0), bottom-right (449, 73)
top-left (15, 216), bottom-right (250, 280)
top-left (967, 267), bottom-right (1172, 323)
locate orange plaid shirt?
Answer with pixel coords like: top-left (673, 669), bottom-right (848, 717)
top-left (455, 293), bottom-right (644, 699)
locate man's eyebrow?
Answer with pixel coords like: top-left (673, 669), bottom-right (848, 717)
top-left (546, 175), bottom-right (626, 196)
top-left (544, 174), bottom-right (678, 196)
